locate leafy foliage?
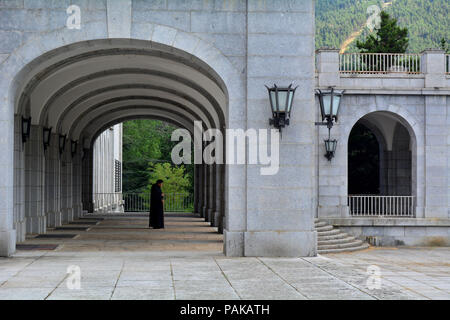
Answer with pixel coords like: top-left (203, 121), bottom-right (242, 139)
top-left (145, 163), bottom-right (191, 194)
top-left (122, 120), bottom-right (193, 194)
top-left (356, 11), bottom-right (408, 53)
top-left (440, 38), bottom-right (450, 53)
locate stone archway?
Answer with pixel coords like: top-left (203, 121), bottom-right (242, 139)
top-left (0, 21), bottom-right (245, 256)
top-left (348, 112), bottom-right (413, 196)
top-left (346, 110), bottom-right (419, 217)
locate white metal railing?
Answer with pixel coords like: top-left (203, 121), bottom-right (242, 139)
top-left (94, 192), bottom-right (194, 213)
top-left (340, 53), bottom-right (421, 74)
top-left (446, 54), bottom-right (449, 74)
top-left (348, 195), bottom-right (416, 217)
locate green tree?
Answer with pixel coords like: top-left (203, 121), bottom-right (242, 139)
top-left (122, 120), bottom-right (178, 193)
top-left (356, 11), bottom-right (409, 53)
top-left (440, 38), bottom-right (449, 54)
top-left (146, 163), bottom-right (191, 194)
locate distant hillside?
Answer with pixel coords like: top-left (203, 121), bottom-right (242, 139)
top-left (315, 0), bottom-right (450, 53)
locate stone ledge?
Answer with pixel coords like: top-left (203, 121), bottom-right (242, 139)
top-left (324, 217), bottom-right (450, 227)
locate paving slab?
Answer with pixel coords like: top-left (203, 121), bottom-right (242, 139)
top-left (0, 215), bottom-right (448, 300)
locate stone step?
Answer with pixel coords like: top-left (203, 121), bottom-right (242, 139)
top-left (318, 243), bottom-right (370, 254)
top-left (314, 220), bottom-right (369, 254)
top-left (318, 236), bottom-right (357, 246)
top-left (318, 232), bottom-right (349, 240)
top-left (314, 221), bottom-right (328, 227)
top-left (315, 225), bottom-right (334, 232)
top-left (318, 240), bottom-right (364, 250)
top-left (316, 228), bottom-right (341, 236)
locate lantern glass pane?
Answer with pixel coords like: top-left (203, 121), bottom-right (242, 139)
top-left (322, 94), bottom-right (331, 116)
top-left (23, 121), bottom-right (29, 135)
top-left (325, 139), bottom-right (337, 152)
top-left (325, 140), bottom-right (330, 152)
top-left (276, 91), bottom-right (288, 112)
top-left (332, 95), bottom-right (341, 117)
top-left (269, 91), bottom-right (277, 112)
top-left (287, 91), bottom-right (294, 112)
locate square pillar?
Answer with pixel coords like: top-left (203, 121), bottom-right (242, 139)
top-left (241, 0), bottom-right (317, 257)
top-left (421, 49), bottom-right (446, 88)
top-left (316, 48), bottom-right (340, 88)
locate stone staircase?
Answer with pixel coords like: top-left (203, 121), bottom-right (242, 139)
top-left (315, 219), bottom-right (369, 254)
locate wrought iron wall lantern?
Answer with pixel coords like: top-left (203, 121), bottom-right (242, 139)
top-left (266, 84), bottom-right (298, 136)
top-left (71, 140), bottom-right (78, 158)
top-left (43, 127), bottom-right (52, 150)
top-left (82, 148), bottom-right (89, 161)
top-left (59, 134), bottom-right (66, 155)
top-left (324, 138), bottom-right (338, 161)
top-left (315, 87), bottom-right (344, 161)
top-left (21, 116), bottom-right (31, 144)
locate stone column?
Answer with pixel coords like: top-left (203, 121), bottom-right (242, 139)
top-left (193, 164), bottom-right (199, 214)
top-left (13, 115), bottom-right (26, 242)
top-left (214, 164), bottom-right (223, 231)
top-left (46, 133), bottom-right (61, 227)
top-left (82, 148), bottom-right (94, 213)
top-left (242, 1), bottom-right (317, 256)
top-left (25, 125), bottom-right (46, 234)
top-left (424, 95), bottom-right (448, 218)
top-left (82, 148), bottom-right (93, 213)
top-left (207, 165), bottom-right (215, 223)
top-left (422, 49), bottom-right (447, 219)
top-left (0, 110), bottom-right (15, 257)
top-left (197, 164), bottom-right (203, 215)
top-left (72, 148), bottom-right (83, 219)
top-left (66, 145), bottom-right (74, 222)
top-left (202, 163), bottom-right (208, 219)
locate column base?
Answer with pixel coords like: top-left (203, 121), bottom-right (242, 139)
top-left (207, 209), bottom-right (213, 224)
top-left (0, 230), bottom-right (16, 257)
top-left (244, 231), bottom-right (317, 257)
top-left (26, 215), bottom-right (46, 234)
top-left (47, 211), bottom-right (62, 228)
top-left (223, 230), bottom-right (244, 256)
top-left (201, 206), bottom-right (207, 219)
top-left (13, 220), bottom-right (26, 242)
top-left (66, 208), bottom-right (74, 223)
top-left (212, 211), bottom-right (220, 228)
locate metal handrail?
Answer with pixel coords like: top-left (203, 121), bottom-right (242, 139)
top-left (93, 192), bottom-right (194, 213)
top-left (339, 53), bottom-right (421, 74)
top-left (348, 195), bottom-right (416, 217)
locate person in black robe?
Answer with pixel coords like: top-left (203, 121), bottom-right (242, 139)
top-left (149, 179), bottom-right (165, 229)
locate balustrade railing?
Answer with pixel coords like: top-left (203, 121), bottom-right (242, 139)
top-left (93, 192), bottom-right (194, 213)
top-left (339, 53), bottom-right (421, 74)
top-left (348, 195), bottom-right (415, 217)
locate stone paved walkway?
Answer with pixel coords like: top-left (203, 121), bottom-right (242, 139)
top-left (0, 214), bottom-right (449, 300)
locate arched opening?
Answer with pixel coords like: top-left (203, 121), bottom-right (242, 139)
top-left (348, 111), bottom-right (415, 216)
top-left (348, 122), bottom-right (380, 195)
top-left (11, 39), bottom-right (227, 252)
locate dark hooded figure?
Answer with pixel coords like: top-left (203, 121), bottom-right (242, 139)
top-left (150, 179), bottom-right (164, 229)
